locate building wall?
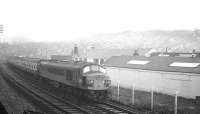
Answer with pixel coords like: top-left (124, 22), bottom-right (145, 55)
top-left (106, 67), bottom-right (200, 99)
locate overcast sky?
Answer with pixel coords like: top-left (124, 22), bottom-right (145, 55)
top-left (0, 0), bottom-right (200, 42)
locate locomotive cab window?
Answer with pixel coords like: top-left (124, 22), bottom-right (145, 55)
top-left (91, 65), bottom-right (98, 71)
top-left (99, 67), bottom-right (106, 73)
top-left (83, 65), bottom-right (106, 73)
top-left (83, 66), bottom-right (90, 73)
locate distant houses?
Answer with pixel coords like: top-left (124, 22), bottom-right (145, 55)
top-left (50, 47), bottom-right (151, 65)
top-left (150, 52), bottom-right (200, 58)
top-left (84, 48), bottom-right (150, 64)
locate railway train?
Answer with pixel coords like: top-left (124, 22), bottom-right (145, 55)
top-left (7, 56), bottom-right (111, 100)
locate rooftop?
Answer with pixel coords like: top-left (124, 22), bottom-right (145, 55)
top-left (105, 55), bottom-right (200, 74)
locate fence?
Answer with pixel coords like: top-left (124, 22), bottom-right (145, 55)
top-left (109, 83), bottom-right (198, 114)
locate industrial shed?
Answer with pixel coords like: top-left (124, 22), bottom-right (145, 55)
top-left (105, 55), bottom-right (200, 99)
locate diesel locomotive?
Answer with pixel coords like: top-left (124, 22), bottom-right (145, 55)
top-left (7, 56), bottom-right (111, 100)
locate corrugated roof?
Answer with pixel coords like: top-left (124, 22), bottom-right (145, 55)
top-left (105, 55), bottom-right (200, 74)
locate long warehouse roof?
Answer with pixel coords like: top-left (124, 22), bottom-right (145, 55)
top-left (105, 55), bottom-right (200, 74)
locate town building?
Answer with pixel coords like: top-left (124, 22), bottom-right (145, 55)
top-left (105, 55), bottom-right (200, 99)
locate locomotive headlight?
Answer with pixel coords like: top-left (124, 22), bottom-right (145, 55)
top-left (90, 80), bottom-right (94, 84)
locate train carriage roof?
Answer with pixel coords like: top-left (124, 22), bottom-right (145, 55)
top-left (10, 56), bottom-right (104, 70)
top-left (20, 57), bottom-right (41, 62)
top-left (40, 60), bottom-right (102, 70)
top-left (8, 56), bottom-right (41, 63)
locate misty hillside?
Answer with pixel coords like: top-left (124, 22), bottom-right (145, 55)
top-left (76, 30), bottom-right (200, 52)
top-left (4, 29), bottom-right (200, 58)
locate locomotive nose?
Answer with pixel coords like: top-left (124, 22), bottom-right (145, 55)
top-left (86, 74), bottom-right (110, 90)
top-left (103, 80), bottom-right (111, 87)
top-left (87, 80), bottom-right (94, 87)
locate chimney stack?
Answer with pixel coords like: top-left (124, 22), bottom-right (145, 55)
top-left (165, 47), bottom-right (168, 53)
top-left (192, 49), bottom-right (196, 54)
top-left (192, 49), bottom-right (196, 58)
top-left (72, 44), bottom-right (80, 61)
top-left (133, 49), bottom-right (139, 56)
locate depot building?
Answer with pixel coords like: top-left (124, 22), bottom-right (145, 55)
top-left (105, 55), bottom-right (200, 99)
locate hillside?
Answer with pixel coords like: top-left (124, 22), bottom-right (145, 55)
top-left (4, 29), bottom-right (200, 58)
top-left (75, 30), bottom-right (200, 52)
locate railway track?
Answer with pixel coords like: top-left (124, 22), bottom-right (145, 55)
top-left (84, 101), bottom-right (140, 114)
top-left (3, 64), bottom-right (146, 114)
top-left (1, 65), bottom-right (92, 114)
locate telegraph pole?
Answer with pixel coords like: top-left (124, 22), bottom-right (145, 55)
top-left (0, 25), bottom-right (3, 43)
top-left (0, 25), bottom-right (4, 59)
top-left (0, 25), bottom-right (3, 33)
